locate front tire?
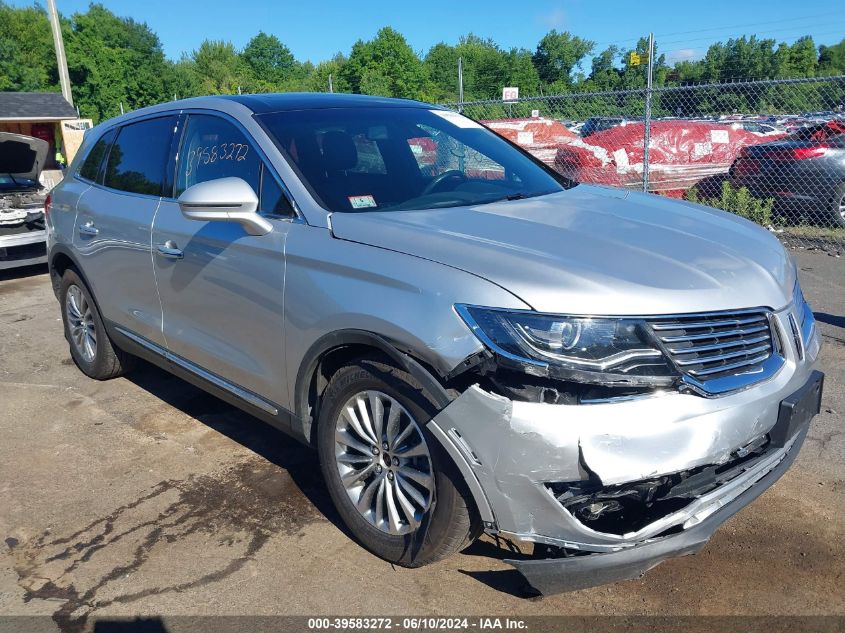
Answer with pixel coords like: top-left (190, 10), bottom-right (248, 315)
top-left (60, 268), bottom-right (135, 380)
top-left (316, 357), bottom-right (480, 567)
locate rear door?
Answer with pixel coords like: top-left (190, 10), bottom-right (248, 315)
top-left (73, 115), bottom-right (178, 346)
top-left (152, 112), bottom-right (294, 410)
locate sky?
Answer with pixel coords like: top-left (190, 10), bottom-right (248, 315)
top-left (10, 0), bottom-right (845, 66)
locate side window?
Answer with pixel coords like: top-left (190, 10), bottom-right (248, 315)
top-left (103, 117), bottom-right (176, 195)
top-left (176, 115), bottom-right (261, 197)
top-left (78, 129), bottom-right (115, 182)
top-left (259, 166), bottom-right (294, 216)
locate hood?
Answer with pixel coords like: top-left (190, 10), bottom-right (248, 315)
top-left (329, 186), bottom-right (795, 316)
top-left (0, 132), bottom-right (49, 186)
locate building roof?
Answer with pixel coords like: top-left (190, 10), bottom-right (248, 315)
top-left (0, 92), bottom-right (77, 121)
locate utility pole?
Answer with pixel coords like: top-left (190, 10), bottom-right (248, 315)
top-left (46, 0), bottom-right (73, 107)
top-left (328, 74), bottom-right (334, 93)
top-left (458, 57), bottom-right (464, 111)
top-left (642, 32), bottom-right (654, 193)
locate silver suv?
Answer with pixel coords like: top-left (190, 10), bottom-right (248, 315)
top-left (46, 94), bottom-right (823, 594)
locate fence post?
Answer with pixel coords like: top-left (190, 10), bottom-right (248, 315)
top-left (642, 32), bottom-right (655, 193)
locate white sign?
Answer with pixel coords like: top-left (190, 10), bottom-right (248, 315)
top-left (710, 129), bottom-right (730, 144)
top-left (502, 87), bottom-right (519, 102)
top-left (517, 131), bottom-right (534, 145)
top-left (531, 109), bottom-right (540, 118)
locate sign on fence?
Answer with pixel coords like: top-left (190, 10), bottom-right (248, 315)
top-left (502, 87), bottom-right (519, 102)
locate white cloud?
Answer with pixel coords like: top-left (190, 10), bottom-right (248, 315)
top-left (665, 48), bottom-right (701, 64)
top-left (540, 7), bottom-right (566, 29)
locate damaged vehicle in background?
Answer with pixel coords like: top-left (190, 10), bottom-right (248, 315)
top-left (45, 94), bottom-right (823, 595)
top-left (0, 132), bottom-right (51, 270)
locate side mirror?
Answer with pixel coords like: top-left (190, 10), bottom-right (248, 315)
top-left (177, 177), bottom-right (272, 236)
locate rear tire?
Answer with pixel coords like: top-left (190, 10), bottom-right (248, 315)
top-left (316, 357), bottom-right (480, 567)
top-left (60, 268), bottom-right (136, 380)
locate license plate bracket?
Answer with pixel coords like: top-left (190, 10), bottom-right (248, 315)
top-left (769, 370), bottom-right (824, 448)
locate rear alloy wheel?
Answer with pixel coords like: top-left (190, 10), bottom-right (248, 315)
top-left (317, 357), bottom-right (480, 567)
top-left (60, 268), bottom-right (136, 380)
top-left (65, 284), bottom-right (97, 363)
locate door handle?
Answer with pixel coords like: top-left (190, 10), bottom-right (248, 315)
top-left (78, 221), bottom-right (98, 236)
top-left (156, 241), bottom-right (184, 260)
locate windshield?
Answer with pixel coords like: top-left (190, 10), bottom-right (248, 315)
top-left (258, 107), bottom-right (565, 212)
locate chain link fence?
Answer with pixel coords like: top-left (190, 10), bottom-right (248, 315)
top-left (442, 75), bottom-right (845, 256)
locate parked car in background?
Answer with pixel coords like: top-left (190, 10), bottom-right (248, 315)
top-left (721, 121), bottom-right (782, 136)
top-left (729, 119), bottom-right (845, 226)
top-left (0, 132), bottom-right (50, 269)
top-left (580, 116), bottom-right (643, 137)
top-left (46, 93), bottom-right (822, 595)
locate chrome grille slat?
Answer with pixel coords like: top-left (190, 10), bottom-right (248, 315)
top-left (667, 333), bottom-right (771, 354)
top-left (660, 324), bottom-right (769, 344)
top-left (687, 351), bottom-right (773, 377)
top-left (647, 309), bottom-right (778, 391)
top-left (650, 315), bottom-right (767, 330)
top-left (674, 343), bottom-right (772, 367)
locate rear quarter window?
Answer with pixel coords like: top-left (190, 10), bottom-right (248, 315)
top-left (78, 129), bottom-right (115, 182)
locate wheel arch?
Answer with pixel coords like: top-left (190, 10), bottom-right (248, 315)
top-left (293, 330), bottom-right (452, 447)
top-left (298, 329), bottom-right (497, 528)
top-left (48, 245), bottom-right (85, 298)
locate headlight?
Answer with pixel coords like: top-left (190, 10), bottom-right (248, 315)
top-left (455, 305), bottom-right (679, 386)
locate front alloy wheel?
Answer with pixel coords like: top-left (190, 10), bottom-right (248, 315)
top-left (334, 390), bottom-right (434, 535)
top-left (317, 357), bottom-right (480, 567)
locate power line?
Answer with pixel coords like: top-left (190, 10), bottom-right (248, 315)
top-left (657, 24), bottom-right (845, 49)
top-left (653, 9), bottom-right (845, 39)
top-left (658, 28), bottom-right (845, 57)
top-left (587, 11), bottom-right (845, 54)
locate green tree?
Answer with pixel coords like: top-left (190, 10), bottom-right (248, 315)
top-left (424, 42), bottom-right (461, 102)
top-left (587, 45), bottom-right (621, 89)
top-left (188, 40), bottom-right (249, 95)
top-left (452, 35), bottom-right (509, 100)
top-left (242, 31), bottom-right (299, 89)
top-left (342, 27), bottom-right (429, 99)
top-left (307, 54), bottom-right (350, 93)
top-left (65, 4), bottom-right (172, 120)
top-left (0, 2), bottom-right (58, 92)
top-left (533, 30), bottom-right (593, 87)
top-left (818, 38), bottom-right (845, 74)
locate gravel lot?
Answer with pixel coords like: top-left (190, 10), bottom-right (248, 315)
top-left (0, 250), bottom-right (843, 630)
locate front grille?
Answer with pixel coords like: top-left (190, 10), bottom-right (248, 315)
top-left (648, 310), bottom-right (776, 383)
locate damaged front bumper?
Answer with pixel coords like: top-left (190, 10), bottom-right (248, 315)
top-left (427, 314), bottom-right (823, 594)
top-left (507, 412), bottom-right (815, 594)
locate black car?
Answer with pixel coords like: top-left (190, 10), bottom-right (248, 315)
top-left (729, 120), bottom-right (845, 227)
top-left (580, 116), bottom-right (643, 137)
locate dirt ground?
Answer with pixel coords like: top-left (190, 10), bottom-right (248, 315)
top-left (0, 250), bottom-right (843, 631)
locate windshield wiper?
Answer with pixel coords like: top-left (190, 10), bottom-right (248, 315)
top-left (482, 189), bottom-right (560, 205)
